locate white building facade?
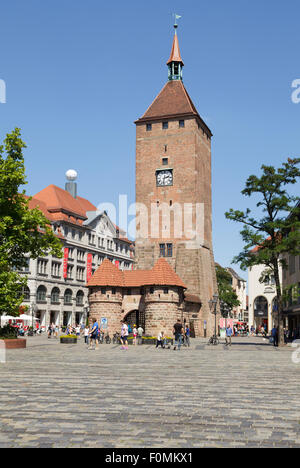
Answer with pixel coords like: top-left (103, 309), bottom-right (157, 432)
top-left (19, 174), bottom-right (134, 329)
top-left (248, 264), bottom-right (283, 333)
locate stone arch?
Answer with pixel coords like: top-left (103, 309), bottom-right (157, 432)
top-left (124, 309), bottom-right (145, 333)
top-left (253, 295), bottom-right (268, 329)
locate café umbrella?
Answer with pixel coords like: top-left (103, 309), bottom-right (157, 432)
top-left (19, 314), bottom-right (39, 321)
top-left (0, 315), bottom-right (15, 323)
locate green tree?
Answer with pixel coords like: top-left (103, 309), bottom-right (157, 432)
top-left (0, 128), bottom-right (63, 316)
top-left (216, 265), bottom-right (240, 318)
top-left (225, 158), bottom-right (300, 346)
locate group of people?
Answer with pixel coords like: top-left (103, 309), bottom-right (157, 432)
top-left (86, 318), bottom-right (192, 351)
top-left (155, 319), bottom-right (191, 350)
top-left (47, 323), bottom-right (60, 338)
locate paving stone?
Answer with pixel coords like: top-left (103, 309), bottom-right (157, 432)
top-left (0, 335), bottom-right (299, 447)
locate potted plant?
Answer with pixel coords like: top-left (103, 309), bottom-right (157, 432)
top-left (60, 334), bottom-right (77, 344)
top-left (0, 324), bottom-right (26, 349)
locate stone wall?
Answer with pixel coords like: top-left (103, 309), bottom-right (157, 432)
top-left (88, 287), bottom-right (123, 334)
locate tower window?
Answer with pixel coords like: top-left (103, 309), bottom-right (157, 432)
top-left (159, 244), bottom-right (166, 257)
top-left (179, 120), bottom-right (185, 128)
top-left (164, 145), bottom-right (168, 152)
top-left (162, 158), bottom-right (168, 166)
top-left (162, 122), bottom-right (168, 130)
top-left (146, 123), bottom-right (152, 131)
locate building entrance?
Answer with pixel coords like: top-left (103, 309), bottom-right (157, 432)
top-left (63, 311), bottom-right (72, 327)
top-left (254, 296), bottom-right (268, 331)
top-left (124, 310), bottom-right (145, 333)
top-left (50, 311), bottom-right (59, 326)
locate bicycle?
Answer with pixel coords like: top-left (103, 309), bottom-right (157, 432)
top-left (208, 335), bottom-right (219, 346)
top-left (113, 332), bottom-right (121, 344)
top-left (105, 334), bottom-right (111, 344)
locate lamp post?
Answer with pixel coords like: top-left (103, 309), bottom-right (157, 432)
top-left (84, 302), bottom-right (90, 327)
top-left (208, 293), bottom-right (219, 345)
top-left (30, 302), bottom-right (36, 335)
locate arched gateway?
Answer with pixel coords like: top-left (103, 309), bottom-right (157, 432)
top-left (87, 258), bottom-right (188, 337)
top-left (124, 310), bottom-right (146, 333)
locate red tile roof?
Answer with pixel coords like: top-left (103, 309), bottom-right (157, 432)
top-left (135, 80), bottom-right (212, 136)
top-left (88, 258), bottom-right (186, 288)
top-left (28, 185), bottom-right (97, 226)
top-left (34, 184), bottom-right (96, 220)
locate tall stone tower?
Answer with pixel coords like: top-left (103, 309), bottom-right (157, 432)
top-left (134, 23), bottom-right (218, 336)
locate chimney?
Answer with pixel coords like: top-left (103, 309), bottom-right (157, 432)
top-left (65, 169), bottom-right (78, 198)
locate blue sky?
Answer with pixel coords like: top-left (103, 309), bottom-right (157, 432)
top-left (1, 0), bottom-right (300, 278)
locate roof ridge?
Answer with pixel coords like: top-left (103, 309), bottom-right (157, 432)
top-left (138, 82), bottom-right (169, 121)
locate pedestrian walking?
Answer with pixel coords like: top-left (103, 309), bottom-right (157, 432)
top-left (75, 325), bottom-right (81, 338)
top-left (133, 325), bottom-right (138, 346)
top-left (120, 320), bottom-right (129, 350)
top-left (185, 325), bottom-right (191, 347)
top-left (156, 331), bottom-right (165, 349)
top-left (271, 326), bottom-right (278, 347)
top-left (84, 326), bottom-right (90, 345)
top-left (225, 325), bottom-right (233, 346)
top-left (173, 319), bottom-right (183, 350)
top-left (137, 325), bottom-right (144, 345)
top-left (89, 319), bottom-right (99, 350)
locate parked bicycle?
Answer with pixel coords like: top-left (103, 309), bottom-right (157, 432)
top-left (208, 335), bottom-right (219, 346)
top-left (113, 332), bottom-right (121, 344)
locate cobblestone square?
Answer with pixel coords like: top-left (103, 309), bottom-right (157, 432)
top-left (0, 335), bottom-right (299, 448)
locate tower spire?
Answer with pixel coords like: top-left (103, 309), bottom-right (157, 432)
top-left (167, 15), bottom-right (184, 81)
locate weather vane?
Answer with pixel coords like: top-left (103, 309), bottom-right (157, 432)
top-left (173, 13), bottom-right (182, 31)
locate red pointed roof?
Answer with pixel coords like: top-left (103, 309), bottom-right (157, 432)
top-left (88, 259), bottom-right (125, 287)
top-left (147, 258), bottom-right (186, 287)
top-left (167, 33), bottom-right (184, 65)
top-left (87, 258), bottom-right (186, 289)
top-left (135, 80), bottom-right (212, 136)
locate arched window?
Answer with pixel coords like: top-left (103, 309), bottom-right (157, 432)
top-left (64, 289), bottom-right (72, 305)
top-left (51, 287), bottom-right (60, 304)
top-left (21, 286), bottom-right (30, 301)
top-left (76, 290), bottom-right (84, 306)
top-left (254, 296), bottom-right (268, 318)
top-left (37, 285), bottom-right (47, 303)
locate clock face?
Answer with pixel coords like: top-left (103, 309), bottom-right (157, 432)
top-left (156, 170), bottom-right (173, 186)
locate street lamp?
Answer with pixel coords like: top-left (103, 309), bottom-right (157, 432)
top-left (208, 293), bottom-right (219, 345)
top-left (30, 302), bottom-right (36, 336)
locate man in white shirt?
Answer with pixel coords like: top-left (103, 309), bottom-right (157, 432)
top-left (137, 326), bottom-right (144, 345)
top-left (156, 331), bottom-right (165, 349)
